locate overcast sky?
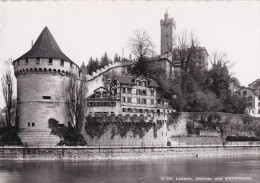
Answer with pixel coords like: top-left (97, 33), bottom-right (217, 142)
top-left (0, 1), bottom-right (260, 108)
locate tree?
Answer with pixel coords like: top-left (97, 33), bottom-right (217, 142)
top-left (99, 52), bottom-right (110, 68)
top-left (1, 61), bottom-right (15, 127)
top-left (128, 30), bottom-right (155, 58)
top-left (66, 76), bottom-right (86, 133)
top-left (114, 53), bottom-right (120, 62)
top-left (172, 30), bottom-right (201, 71)
top-left (209, 51), bottom-right (231, 98)
top-left (86, 57), bottom-right (99, 75)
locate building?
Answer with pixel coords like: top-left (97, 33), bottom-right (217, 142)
top-left (236, 87), bottom-right (260, 117)
top-left (148, 11), bottom-right (209, 78)
top-left (13, 12), bottom-right (183, 147)
top-left (160, 10), bottom-right (176, 55)
top-left (86, 75), bottom-right (174, 122)
top-left (13, 27), bottom-right (81, 146)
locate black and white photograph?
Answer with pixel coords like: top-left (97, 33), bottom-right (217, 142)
top-left (0, 0), bottom-right (259, 182)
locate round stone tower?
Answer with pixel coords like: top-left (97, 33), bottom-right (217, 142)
top-left (13, 27), bottom-right (80, 147)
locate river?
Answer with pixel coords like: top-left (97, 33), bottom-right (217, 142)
top-left (0, 155), bottom-right (259, 183)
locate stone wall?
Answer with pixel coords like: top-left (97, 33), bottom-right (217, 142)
top-left (85, 121), bottom-right (167, 147)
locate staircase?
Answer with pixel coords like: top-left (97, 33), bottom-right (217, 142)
top-left (18, 129), bottom-right (61, 147)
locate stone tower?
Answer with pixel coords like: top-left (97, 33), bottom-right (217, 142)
top-left (13, 27), bottom-right (80, 147)
top-left (160, 10), bottom-right (176, 55)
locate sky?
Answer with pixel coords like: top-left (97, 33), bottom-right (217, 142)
top-left (0, 0), bottom-right (260, 108)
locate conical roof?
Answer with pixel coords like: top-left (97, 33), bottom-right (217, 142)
top-left (15, 26), bottom-right (72, 62)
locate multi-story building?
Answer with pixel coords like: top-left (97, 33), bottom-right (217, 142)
top-left (236, 87), bottom-right (260, 117)
top-left (86, 75), bottom-right (175, 121)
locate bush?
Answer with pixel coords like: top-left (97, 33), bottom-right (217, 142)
top-left (0, 127), bottom-right (22, 146)
top-left (49, 118), bottom-right (86, 146)
top-left (226, 136), bottom-right (260, 141)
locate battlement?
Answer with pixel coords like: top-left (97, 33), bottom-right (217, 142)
top-left (83, 60), bottom-right (134, 81)
top-left (13, 58), bottom-right (80, 78)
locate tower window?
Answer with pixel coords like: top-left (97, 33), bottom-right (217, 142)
top-left (49, 58), bottom-right (53, 65)
top-left (61, 60), bottom-right (64, 66)
top-left (36, 57), bottom-right (40, 64)
top-left (25, 58), bottom-right (29, 64)
top-left (42, 96), bottom-right (51, 99)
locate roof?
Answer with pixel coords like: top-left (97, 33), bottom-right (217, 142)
top-left (14, 26), bottom-right (73, 63)
top-left (236, 87), bottom-right (259, 96)
top-left (249, 79), bottom-right (260, 87)
top-left (94, 87), bottom-right (109, 92)
top-left (114, 75), bottom-right (159, 87)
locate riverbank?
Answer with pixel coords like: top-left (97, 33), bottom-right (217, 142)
top-left (0, 146), bottom-right (259, 160)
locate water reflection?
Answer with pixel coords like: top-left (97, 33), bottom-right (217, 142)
top-left (0, 155), bottom-right (259, 183)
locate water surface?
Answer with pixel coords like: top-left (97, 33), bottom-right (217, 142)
top-left (0, 155), bottom-right (259, 183)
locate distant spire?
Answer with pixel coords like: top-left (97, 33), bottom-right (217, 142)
top-left (164, 9), bottom-right (169, 20)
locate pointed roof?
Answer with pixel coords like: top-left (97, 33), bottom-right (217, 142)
top-left (15, 26), bottom-right (72, 62)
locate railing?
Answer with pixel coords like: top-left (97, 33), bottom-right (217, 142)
top-left (0, 141), bottom-right (260, 148)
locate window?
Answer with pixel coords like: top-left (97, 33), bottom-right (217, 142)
top-left (248, 96), bottom-right (252, 101)
top-left (143, 99), bottom-right (147, 104)
top-left (142, 81), bottom-right (146, 86)
top-left (48, 58), bottom-right (53, 65)
top-left (128, 108), bottom-right (132, 113)
top-left (127, 97), bottom-right (132, 103)
top-left (114, 89), bottom-right (117, 95)
top-left (123, 108), bottom-right (126, 112)
top-left (127, 88), bottom-right (132, 94)
top-left (136, 90), bottom-right (140, 95)
top-left (111, 102), bottom-right (116, 106)
top-left (243, 91), bottom-right (247, 95)
top-left (27, 123), bottom-right (30, 127)
top-left (151, 99), bottom-right (154, 105)
top-left (103, 92), bottom-right (108, 98)
top-left (25, 58), bottom-right (29, 64)
top-left (137, 81), bottom-right (141, 86)
top-left (122, 88), bottom-right (126, 93)
top-left (142, 90), bottom-right (146, 96)
top-left (42, 96), bottom-right (51, 99)
top-left (32, 123), bottom-right (35, 127)
top-left (166, 34), bottom-right (168, 37)
top-left (95, 92), bottom-right (101, 98)
top-left (248, 103), bottom-right (252, 107)
top-left (17, 60), bottom-right (20, 66)
top-left (103, 112), bottom-right (108, 116)
top-left (123, 97), bottom-right (126, 102)
top-left (70, 62), bottom-right (72, 68)
top-left (61, 60), bottom-right (64, 66)
top-left (96, 102), bottom-right (100, 106)
top-left (139, 109), bottom-right (143, 113)
top-left (150, 90), bottom-right (154, 96)
top-left (36, 57), bottom-right (40, 64)
top-left (111, 112), bottom-right (115, 115)
top-left (137, 98), bottom-right (141, 104)
top-left (258, 103), bottom-right (260, 107)
top-left (104, 102), bottom-right (109, 106)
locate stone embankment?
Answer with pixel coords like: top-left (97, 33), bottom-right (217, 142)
top-left (0, 146), bottom-right (259, 160)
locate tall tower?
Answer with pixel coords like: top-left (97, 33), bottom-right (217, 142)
top-left (13, 27), bottom-right (80, 147)
top-left (160, 10), bottom-right (176, 55)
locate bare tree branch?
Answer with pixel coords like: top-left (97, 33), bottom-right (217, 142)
top-left (66, 76), bottom-right (87, 132)
top-left (1, 61), bottom-right (15, 127)
top-left (128, 30), bottom-right (155, 58)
